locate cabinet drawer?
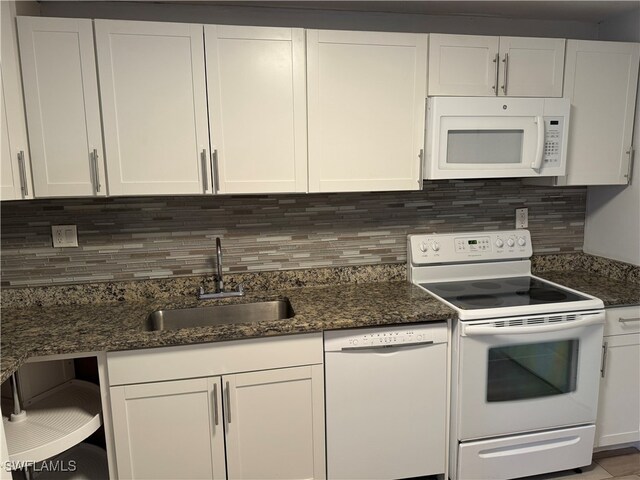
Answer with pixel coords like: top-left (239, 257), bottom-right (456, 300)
top-left (107, 333), bottom-right (323, 386)
top-left (605, 306), bottom-right (640, 336)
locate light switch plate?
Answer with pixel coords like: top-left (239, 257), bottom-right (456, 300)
top-left (52, 225), bottom-right (78, 248)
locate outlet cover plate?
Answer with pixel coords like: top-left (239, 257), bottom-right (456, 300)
top-left (515, 208), bottom-right (528, 229)
top-left (52, 225), bottom-right (78, 248)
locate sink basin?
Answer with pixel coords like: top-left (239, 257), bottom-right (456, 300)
top-left (147, 299), bottom-right (295, 331)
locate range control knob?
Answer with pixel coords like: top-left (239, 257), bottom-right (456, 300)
top-left (495, 238), bottom-right (504, 248)
top-left (507, 237), bottom-right (515, 247)
top-left (431, 242), bottom-right (440, 252)
top-left (420, 242), bottom-right (428, 252)
top-left (517, 237), bottom-right (527, 246)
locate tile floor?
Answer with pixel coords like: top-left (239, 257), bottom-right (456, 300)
top-left (521, 447), bottom-right (640, 480)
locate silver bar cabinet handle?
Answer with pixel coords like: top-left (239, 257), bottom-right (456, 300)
top-left (501, 53), bottom-right (509, 95)
top-left (624, 146), bottom-right (634, 182)
top-left (212, 149), bottom-right (220, 192)
top-left (600, 342), bottom-right (608, 378)
top-left (213, 382), bottom-right (219, 426)
top-left (418, 148), bottom-right (424, 187)
top-left (17, 151), bottom-right (28, 197)
top-left (201, 148), bottom-right (208, 192)
top-left (92, 148), bottom-right (101, 193)
top-left (492, 53), bottom-right (499, 92)
top-left (225, 381), bottom-right (231, 424)
top-left (619, 317), bottom-right (640, 323)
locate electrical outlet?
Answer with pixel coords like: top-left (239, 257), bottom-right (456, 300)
top-left (515, 208), bottom-right (528, 229)
top-left (51, 225), bottom-right (78, 248)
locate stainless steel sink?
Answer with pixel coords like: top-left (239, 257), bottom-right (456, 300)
top-left (147, 299), bottom-right (295, 331)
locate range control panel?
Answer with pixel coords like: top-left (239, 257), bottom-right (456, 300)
top-left (409, 229), bottom-right (533, 265)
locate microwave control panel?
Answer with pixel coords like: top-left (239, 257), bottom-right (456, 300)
top-left (543, 117), bottom-right (564, 167)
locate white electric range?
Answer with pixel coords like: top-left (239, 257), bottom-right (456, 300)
top-left (408, 229), bottom-right (605, 480)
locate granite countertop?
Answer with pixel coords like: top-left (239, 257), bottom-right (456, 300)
top-left (537, 270), bottom-right (640, 307)
top-left (0, 281), bottom-right (455, 384)
top-left (2, 254), bottom-right (638, 385)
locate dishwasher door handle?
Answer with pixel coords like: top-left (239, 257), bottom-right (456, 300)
top-left (340, 340), bottom-right (435, 351)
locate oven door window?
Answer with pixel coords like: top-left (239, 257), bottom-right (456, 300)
top-left (487, 340), bottom-right (579, 402)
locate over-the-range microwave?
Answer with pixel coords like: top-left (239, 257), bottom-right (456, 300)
top-left (424, 96), bottom-right (570, 179)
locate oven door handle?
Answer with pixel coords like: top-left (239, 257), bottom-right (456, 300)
top-left (463, 313), bottom-right (604, 336)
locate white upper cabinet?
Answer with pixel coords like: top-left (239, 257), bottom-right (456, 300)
top-left (428, 34), bottom-right (499, 96)
top-left (17, 16), bottom-right (105, 197)
top-left (95, 20), bottom-right (211, 196)
top-left (1, 74), bottom-right (31, 201)
top-left (205, 25), bottom-right (307, 194)
top-left (560, 40), bottom-right (640, 185)
top-left (1, 3), bottom-right (32, 201)
top-left (497, 37), bottom-right (565, 97)
top-left (307, 30), bottom-right (427, 192)
top-left (428, 34), bottom-right (565, 97)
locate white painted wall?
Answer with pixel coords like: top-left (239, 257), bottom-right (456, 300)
top-left (583, 8), bottom-right (640, 266)
top-left (39, 1), bottom-right (599, 39)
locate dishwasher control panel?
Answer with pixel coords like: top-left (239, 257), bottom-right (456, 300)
top-left (324, 322), bottom-right (447, 352)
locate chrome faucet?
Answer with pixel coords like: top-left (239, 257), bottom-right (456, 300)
top-left (198, 237), bottom-right (245, 300)
top-left (215, 237), bottom-right (224, 293)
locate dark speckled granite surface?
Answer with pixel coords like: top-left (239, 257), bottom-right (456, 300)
top-left (1, 253), bottom-right (638, 384)
top-left (536, 270), bottom-right (640, 307)
top-left (0, 282), bottom-right (454, 384)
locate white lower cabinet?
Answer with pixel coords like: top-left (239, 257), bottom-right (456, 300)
top-left (225, 366), bottom-right (325, 480)
top-left (107, 334), bottom-right (325, 480)
top-left (596, 305), bottom-right (640, 448)
top-left (110, 377), bottom-right (226, 479)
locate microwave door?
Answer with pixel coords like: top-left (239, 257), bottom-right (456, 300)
top-left (437, 116), bottom-right (540, 177)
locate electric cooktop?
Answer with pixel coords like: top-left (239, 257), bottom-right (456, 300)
top-left (419, 276), bottom-right (589, 310)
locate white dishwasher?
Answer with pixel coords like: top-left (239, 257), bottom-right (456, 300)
top-left (324, 322), bottom-right (448, 480)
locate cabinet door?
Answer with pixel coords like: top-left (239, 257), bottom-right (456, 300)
top-left (498, 37), bottom-right (565, 97)
top-left (596, 333), bottom-right (640, 447)
top-left (17, 16), bottom-right (105, 197)
top-left (1, 73), bottom-right (29, 200)
top-left (95, 20), bottom-right (211, 195)
top-left (224, 365), bottom-right (325, 480)
top-left (562, 40), bottom-right (640, 185)
top-left (110, 377), bottom-right (226, 479)
top-left (1, 5), bottom-right (32, 200)
top-left (428, 34), bottom-right (499, 96)
top-left (307, 30), bottom-right (427, 192)
top-left (205, 25), bottom-right (307, 194)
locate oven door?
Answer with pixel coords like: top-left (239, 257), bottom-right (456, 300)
top-left (456, 311), bottom-right (605, 441)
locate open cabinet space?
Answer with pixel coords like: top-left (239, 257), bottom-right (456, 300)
top-left (0, 355), bottom-right (114, 479)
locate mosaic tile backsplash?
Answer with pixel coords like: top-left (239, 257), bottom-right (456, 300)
top-left (0, 179), bottom-right (587, 287)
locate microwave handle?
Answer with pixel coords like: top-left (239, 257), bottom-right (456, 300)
top-left (531, 116), bottom-right (545, 171)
